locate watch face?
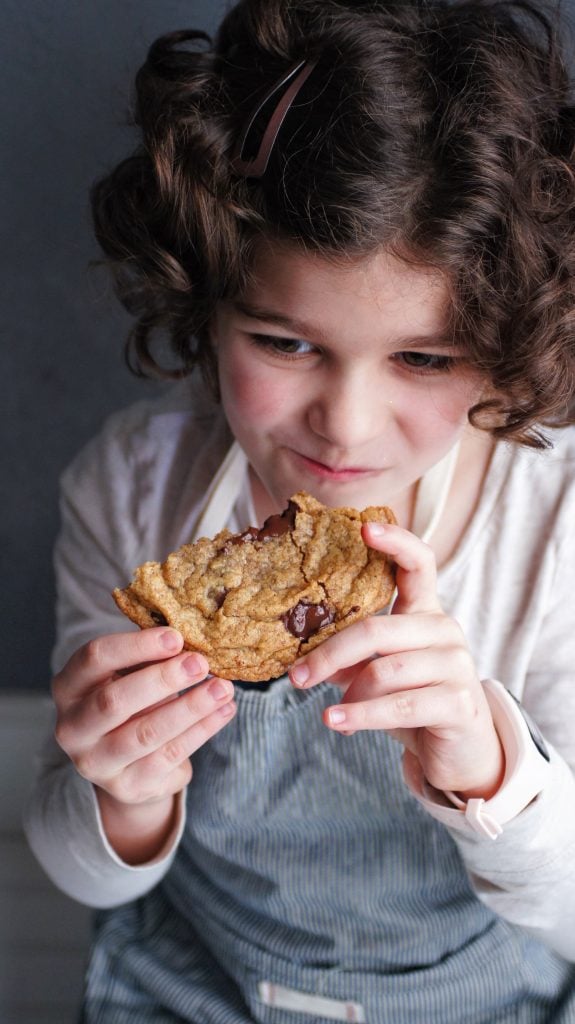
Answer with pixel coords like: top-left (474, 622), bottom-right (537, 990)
top-left (508, 691), bottom-right (551, 762)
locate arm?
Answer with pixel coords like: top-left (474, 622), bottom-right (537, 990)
top-left (24, 728), bottom-right (188, 909)
top-left (24, 412), bottom-right (236, 907)
top-left (444, 518), bottom-right (575, 961)
top-left (24, 627), bottom-right (236, 908)
top-left (288, 521), bottom-right (575, 961)
top-left (443, 745), bottom-right (575, 962)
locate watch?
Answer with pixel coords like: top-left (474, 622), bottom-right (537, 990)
top-left (403, 678), bottom-right (552, 839)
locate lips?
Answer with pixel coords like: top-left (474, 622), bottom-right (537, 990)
top-left (292, 450), bottom-right (380, 479)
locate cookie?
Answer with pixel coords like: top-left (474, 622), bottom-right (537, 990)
top-left (113, 491), bottom-right (396, 682)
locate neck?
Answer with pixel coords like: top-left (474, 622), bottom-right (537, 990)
top-left (391, 483), bottom-right (418, 531)
top-left (249, 466), bottom-right (279, 523)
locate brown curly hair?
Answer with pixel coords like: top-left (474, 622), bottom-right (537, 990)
top-left (91, 0), bottom-right (575, 447)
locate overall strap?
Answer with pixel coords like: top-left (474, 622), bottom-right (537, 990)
top-left (190, 441), bottom-right (248, 541)
top-left (411, 442), bottom-right (460, 543)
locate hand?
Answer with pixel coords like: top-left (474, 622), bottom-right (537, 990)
top-left (52, 628), bottom-right (236, 860)
top-left (289, 522), bottom-right (504, 801)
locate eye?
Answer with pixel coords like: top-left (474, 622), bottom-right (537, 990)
top-left (249, 334), bottom-right (317, 358)
top-left (394, 351), bottom-right (456, 373)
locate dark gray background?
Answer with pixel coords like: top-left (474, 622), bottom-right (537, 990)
top-left (2, 1), bottom-right (227, 691)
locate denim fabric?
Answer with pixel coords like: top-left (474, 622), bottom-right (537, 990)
top-left (81, 678), bottom-right (575, 1023)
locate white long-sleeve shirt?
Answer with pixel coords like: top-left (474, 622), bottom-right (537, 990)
top-left (24, 380), bottom-right (575, 960)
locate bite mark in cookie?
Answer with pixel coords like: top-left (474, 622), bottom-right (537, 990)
top-left (112, 491), bottom-right (396, 682)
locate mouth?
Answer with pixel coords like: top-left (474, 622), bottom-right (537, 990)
top-left (291, 450), bottom-right (381, 482)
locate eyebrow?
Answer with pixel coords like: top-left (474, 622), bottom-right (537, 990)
top-left (233, 300), bottom-right (328, 342)
top-left (232, 299), bottom-right (455, 348)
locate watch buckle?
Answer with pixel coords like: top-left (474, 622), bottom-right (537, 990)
top-left (465, 798), bottom-right (503, 839)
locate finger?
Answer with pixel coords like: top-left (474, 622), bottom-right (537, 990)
top-left (325, 658), bottom-right (375, 691)
top-left (108, 700), bottom-right (237, 804)
top-left (339, 643), bottom-right (473, 706)
top-left (323, 682), bottom-right (465, 735)
top-left (53, 628), bottom-right (185, 707)
top-left (362, 521), bottom-right (441, 615)
top-left (56, 649), bottom-right (211, 753)
top-left (95, 677), bottom-right (236, 775)
top-left (289, 611), bottom-right (448, 688)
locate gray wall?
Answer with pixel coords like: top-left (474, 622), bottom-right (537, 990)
top-left (2, 1), bottom-right (227, 691)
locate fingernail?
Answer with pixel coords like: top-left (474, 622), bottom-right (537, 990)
top-left (290, 663), bottom-right (310, 687)
top-left (367, 522), bottom-right (386, 536)
top-left (160, 629), bottom-right (181, 651)
top-left (329, 707), bottom-right (347, 726)
top-left (182, 654), bottom-right (205, 677)
top-left (208, 678), bottom-right (230, 701)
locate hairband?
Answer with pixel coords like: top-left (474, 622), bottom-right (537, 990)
top-left (231, 59), bottom-right (318, 179)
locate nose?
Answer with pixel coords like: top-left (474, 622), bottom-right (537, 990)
top-left (307, 366), bottom-right (387, 452)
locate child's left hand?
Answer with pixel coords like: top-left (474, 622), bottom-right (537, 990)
top-left (288, 521), bottom-right (504, 801)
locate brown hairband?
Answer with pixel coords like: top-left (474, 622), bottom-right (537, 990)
top-left (231, 59), bottom-right (318, 179)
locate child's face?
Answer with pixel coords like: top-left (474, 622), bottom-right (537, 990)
top-left (212, 240), bottom-right (485, 514)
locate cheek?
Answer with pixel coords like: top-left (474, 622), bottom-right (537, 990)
top-left (431, 374), bottom-right (482, 423)
top-left (432, 393), bottom-right (474, 428)
top-left (398, 378), bottom-right (480, 441)
top-left (219, 357), bottom-right (290, 426)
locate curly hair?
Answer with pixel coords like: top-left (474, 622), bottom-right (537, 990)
top-left (91, 0), bottom-right (575, 447)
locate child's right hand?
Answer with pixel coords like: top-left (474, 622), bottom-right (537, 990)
top-left (52, 628), bottom-right (236, 862)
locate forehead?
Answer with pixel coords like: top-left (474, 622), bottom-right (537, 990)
top-left (242, 238), bottom-right (451, 336)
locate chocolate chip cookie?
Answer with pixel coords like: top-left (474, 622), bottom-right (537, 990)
top-left (113, 491), bottom-right (396, 681)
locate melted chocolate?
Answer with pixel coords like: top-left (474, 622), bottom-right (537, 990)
top-left (230, 499), bottom-right (298, 546)
top-left (150, 610), bottom-right (168, 626)
top-left (282, 600), bottom-right (335, 640)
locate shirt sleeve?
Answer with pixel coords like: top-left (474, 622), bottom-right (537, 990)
top-left (410, 509), bottom-right (575, 963)
top-left (23, 730), bottom-right (187, 909)
top-left (24, 407), bottom-right (188, 907)
top-left (50, 411), bottom-right (146, 672)
top-left (448, 747), bottom-right (575, 962)
top-left (405, 742), bottom-right (575, 962)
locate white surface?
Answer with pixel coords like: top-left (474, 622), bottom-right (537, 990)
top-left (0, 693), bottom-right (91, 1024)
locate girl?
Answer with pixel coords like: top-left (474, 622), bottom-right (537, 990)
top-left (26, 0), bottom-right (575, 1021)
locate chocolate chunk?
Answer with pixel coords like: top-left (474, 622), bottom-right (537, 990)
top-left (229, 526), bottom-right (260, 546)
top-left (150, 610), bottom-right (168, 626)
top-left (258, 500), bottom-right (298, 541)
top-left (282, 600), bottom-right (335, 640)
top-left (230, 499), bottom-right (299, 546)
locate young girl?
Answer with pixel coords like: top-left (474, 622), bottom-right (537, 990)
top-left (25, 0), bottom-right (575, 1020)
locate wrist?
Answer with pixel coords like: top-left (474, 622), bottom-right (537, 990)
top-left (404, 679), bottom-right (551, 839)
top-left (96, 788), bottom-right (180, 865)
top-left (451, 737), bottom-right (505, 803)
